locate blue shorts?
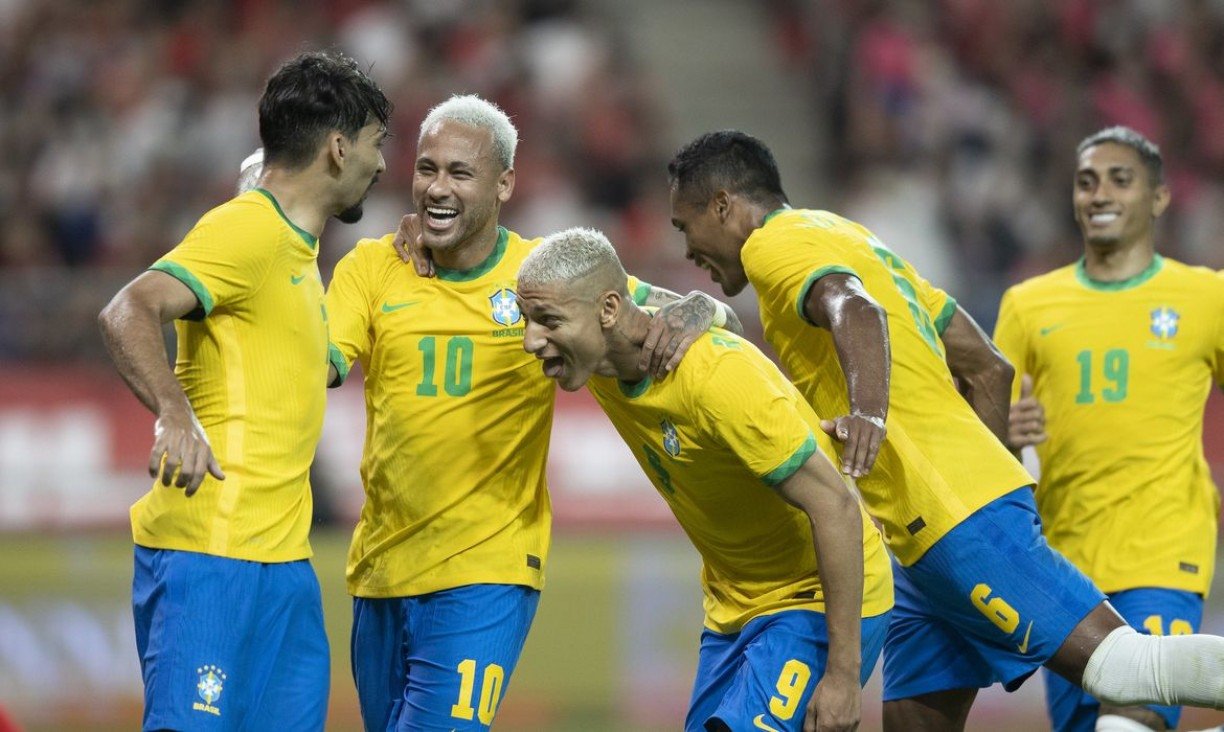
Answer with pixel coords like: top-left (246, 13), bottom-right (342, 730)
top-left (351, 584), bottom-right (540, 732)
top-left (131, 545), bottom-right (330, 731)
top-left (882, 487), bottom-right (1106, 701)
top-left (1044, 587), bottom-right (1204, 731)
top-left (686, 609), bottom-right (891, 732)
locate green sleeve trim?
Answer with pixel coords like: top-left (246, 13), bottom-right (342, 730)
top-left (762, 433), bottom-right (817, 486)
top-left (632, 280), bottom-right (653, 305)
top-left (149, 260), bottom-right (214, 319)
top-left (328, 343), bottom-right (350, 387)
top-left (795, 265), bottom-right (859, 324)
top-left (933, 297), bottom-right (958, 335)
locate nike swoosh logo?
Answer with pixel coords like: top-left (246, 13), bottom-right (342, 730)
top-left (1039, 324), bottom-right (1064, 336)
top-left (381, 301), bottom-right (419, 313)
top-left (290, 274), bottom-right (306, 285)
top-left (1016, 620), bottom-right (1034, 654)
top-left (753, 714), bottom-right (782, 732)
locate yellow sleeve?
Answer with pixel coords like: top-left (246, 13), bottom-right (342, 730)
top-left (744, 223), bottom-right (863, 325)
top-left (149, 208), bottom-right (275, 320)
top-left (693, 349), bottom-right (820, 485)
top-left (992, 287), bottom-right (1028, 402)
top-left (325, 245), bottom-right (375, 385)
top-left (916, 275), bottom-right (957, 336)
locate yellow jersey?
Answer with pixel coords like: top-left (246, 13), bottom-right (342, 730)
top-left (743, 207), bottom-right (1033, 565)
top-left (133, 189), bottom-right (329, 562)
top-left (994, 256), bottom-right (1224, 594)
top-left (587, 329), bottom-right (893, 634)
top-left (327, 227), bottom-right (651, 597)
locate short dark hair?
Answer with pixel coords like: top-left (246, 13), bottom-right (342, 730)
top-left (259, 50), bottom-right (393, 170)
top-left (1076, 126), bottom-right (1163, 185)
top-left (668, 130), bottom-right (788, 207)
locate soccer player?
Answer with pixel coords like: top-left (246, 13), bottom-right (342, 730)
top-left (98, 51), bottom-right (391, 731)
top-left (325, 95), bottom-right (738, 732)
top-left (516, 227), bottom-right (894, 732)
top-left (665, 130), bottom-right (1224, 731)
top-left (994, 126), bottom-right (1224, 732)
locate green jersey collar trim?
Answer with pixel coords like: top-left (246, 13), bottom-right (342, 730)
top-left (632, 280), bottom-right (653, 306)
top-left (150, 260), bottom-right (213, 319)
top-left (762, 204), bottom-right (793, 226)
top-left (435, 227), bottom-right (509, 282)
top-left (618, 375), bottom-right (653, 398)
top-left (254, 188), bottom-right (318, 248)
top-left (1075, 254), bottom-right (1163, 291)
top-left (763, 433), bottom-right (817, 486)
top-left (327, 343), bottom-right (350, 387)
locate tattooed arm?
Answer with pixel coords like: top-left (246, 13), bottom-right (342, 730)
top-left (642, 286), bottom-right (745, 335)
top-left (637, 285), bottom-right (744, 377)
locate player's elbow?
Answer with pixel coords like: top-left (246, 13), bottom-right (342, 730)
top-left (98, 286), bottom-right (153, 345)
top-left (984, 351), bottom-right (1015, 387)
top-left (811, 471), bottom-right (861, 518)
top-left (953, 342), bottom-right (1013, 386)
top-left (830, 291), bottom-right (885, 331)
top-left (98, 292), bottom-right (125, 340)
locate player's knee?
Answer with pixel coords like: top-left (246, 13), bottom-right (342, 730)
top-left (1083, 625), bottom-right (1224, 709)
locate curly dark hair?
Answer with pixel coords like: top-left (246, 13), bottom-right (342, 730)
top-left (668, 130), bottom-right (789, 208)
top-left (259, 50), bottom-right (393, 170)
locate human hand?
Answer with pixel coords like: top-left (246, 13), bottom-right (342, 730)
top-left (391, 213), bottom-right (433, 277)
top-left (149, 406), bottom-right (224, 496)
top-left (639, 291), bottom-right (716, 378)
top-left (1007, 374), bottom-right (1046, 449)
top-left (805, 671), bottom-right (860, 732)
top-left (819, 413), bottom-right (886, 478)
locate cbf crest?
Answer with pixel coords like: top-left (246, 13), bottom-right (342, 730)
top-left (489, 288), bottom-right (522, 326)
top-left (660, 419), bottom-right (681, 457)
top-left (193, 664), bottom-right (226, 716)
top-left (1150, 306), bottom-right (1179, 340)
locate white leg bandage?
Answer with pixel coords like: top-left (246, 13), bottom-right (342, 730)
top-left (1094, 714), bottom-right (1157, 731)
top-left (1082, 625), bottom-right (1224, 710)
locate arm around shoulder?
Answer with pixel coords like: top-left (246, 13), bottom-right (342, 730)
top-left (636, 284), bottom-right (745, 377)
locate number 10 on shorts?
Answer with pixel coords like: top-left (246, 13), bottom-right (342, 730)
top-left (451, 659), bottom-right (505, 725)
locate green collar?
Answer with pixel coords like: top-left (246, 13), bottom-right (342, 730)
top-left (618, 375), bottom-right (652, 398)
top-left (254, 188), bottom-right (317, 248)
top-left (435, 227), bottom-right (509, 282)
top-left (1075, 254), bottom-right (1163, 292)
top-left (761, 204), bottom-right (793, 226)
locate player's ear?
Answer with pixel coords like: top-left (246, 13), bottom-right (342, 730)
top-left (1151, 182), bottom-right (1170, 219)
top-left (497, 167), bottom-right (515, 204)
top-left (327, 131), bottom-right (347, 171)
top-left (599, 290), bottom-right (621, 329)
top-left (713, 190), bottom-right (731, 222)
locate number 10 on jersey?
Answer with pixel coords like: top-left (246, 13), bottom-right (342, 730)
top-left (417, 336), bottom-right (474, 397)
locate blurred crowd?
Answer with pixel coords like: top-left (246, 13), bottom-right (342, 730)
top-left (0, 0), bottom-right (672, 359)
top-left (774, 0), bottom-right (1224, 318)
top-left (3, 0), bottom-right (1224, 359)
